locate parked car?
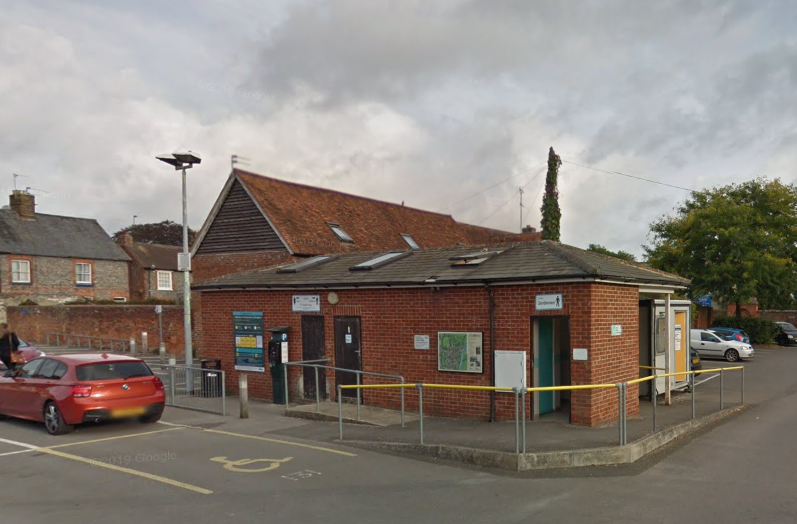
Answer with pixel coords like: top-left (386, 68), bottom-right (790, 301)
top-left (0, 338), bottom-right (45, 370)
top-left (710, 327), bottom-right (750, 344)
top-left (690, 329), bottom-right (754, 362)
top-left (691, 348), bottom-right (702, 371)
top-left (0, 353), bottom-right (165, 435)
top-left (775, 322), bottom-right (797, 346)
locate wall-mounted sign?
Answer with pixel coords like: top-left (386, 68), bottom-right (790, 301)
top-left (611, 325), bottom-right (623, 336)
top-left (438, 332), bottom-right (483, 373)
top-left (573, 348), bottom-right (589, 361)
top-left (345, 333), bottom-right (353, 344)
top-left (292, 295), bottom-right (321, 312)
top-left (233, 311), bottom-right (265, 372)
top-left (695, 296), bottom-right (713, 308)
top-left (674, 325), bottom-right (682, 349)
top-left (414, 335), bottom-right (430, 350)
top-left (536, 294), bottom-right (563, 311)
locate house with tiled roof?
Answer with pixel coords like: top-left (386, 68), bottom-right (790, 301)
top-left (191, 169), bottom-right (540, 282)
top-left (116, 231), bottom-right (183, 302)
top-left (0, 190), bottom-right (130, 320)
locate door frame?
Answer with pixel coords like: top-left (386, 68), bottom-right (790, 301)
top-left (301, 315), bottom-right (326, 400)
top-left (529, 315), bottom-right (571, 422)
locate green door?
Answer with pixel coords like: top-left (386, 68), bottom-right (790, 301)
top-left (538, 318), bottom-right (555, 414)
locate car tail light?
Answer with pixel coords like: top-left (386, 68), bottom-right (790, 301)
top-left (736, 334), bottom-right (743, 341)
top-left (153, 376), bottom-right (164, 390)
top-left (72, 385), bottom-right (92, 398)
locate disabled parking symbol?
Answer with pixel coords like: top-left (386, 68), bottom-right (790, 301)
top-left (210, 456), bottom-right (293, 473)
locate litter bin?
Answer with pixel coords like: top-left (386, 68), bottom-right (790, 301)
top-left (200, 359), bottom-right (222, 398)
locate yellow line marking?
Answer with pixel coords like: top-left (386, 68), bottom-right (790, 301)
top-left (210, 455), bottom-right (293, 473)
top-left (32, 447), bottom-right (213, 495)
top-left (201, 428), bottom-right (357, 457)
top-left (44, 427), bottom-right (185, 450)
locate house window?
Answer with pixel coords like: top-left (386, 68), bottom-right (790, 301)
top-left (75, 263), bottom-right (92, 286)
top-left (157, 271), bottom-right (173, 291)
top-left (327, 223), bottom-right (354, 243)
top-left (11, 260), bottom-right (30, 284)
top-left (401, 234), bottom-right (420, 249)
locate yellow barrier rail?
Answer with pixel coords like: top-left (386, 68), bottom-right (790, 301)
top-left (639, 365), bottom-right (666, 371)
top-left (340, 383), bottom-right (414, 390)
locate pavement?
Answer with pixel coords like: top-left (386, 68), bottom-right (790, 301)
top-left (3, 344), bottom-right (797, 523)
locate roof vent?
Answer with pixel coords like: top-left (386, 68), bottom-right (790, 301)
top-left (449, 249), bottom-right (503, 267)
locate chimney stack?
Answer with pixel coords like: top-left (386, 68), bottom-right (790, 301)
top-left (118, 230), bottom-right (135, 247)
top-left (9, 190), bottom-right (35, 220)
top-left (522, 224), bottom-right (537, 234)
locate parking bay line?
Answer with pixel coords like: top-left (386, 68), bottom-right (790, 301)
top-left (158, 422), bottom-right (357, 457)
top-left (0, 435), bottom-right (212, 495)
top-left (44, 427), bottom-right (186, 450)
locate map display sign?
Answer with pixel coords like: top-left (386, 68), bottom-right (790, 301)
top-left (233, 311), bottom-right (265, 372)
top-left (438, 332), bottom-right (483, 373)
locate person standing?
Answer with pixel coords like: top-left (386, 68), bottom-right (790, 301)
top-left (0, 323), bottom-right (21, 371)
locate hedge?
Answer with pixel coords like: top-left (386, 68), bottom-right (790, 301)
top-left (711, 316), bottom-right (779, 344)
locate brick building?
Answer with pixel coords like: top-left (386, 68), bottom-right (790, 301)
top-left (0, 190), bottom-right (130, 321)
top-left (195, 241), bottom-right (688, 427)
top-left (116, 231), bottom-right (183, 302)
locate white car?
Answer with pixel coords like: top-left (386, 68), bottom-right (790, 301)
top-left (691, 329), bottom-right (753, 362)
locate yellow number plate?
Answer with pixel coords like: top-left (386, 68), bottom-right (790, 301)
top-left (111, 407), bottom-right (146, 419)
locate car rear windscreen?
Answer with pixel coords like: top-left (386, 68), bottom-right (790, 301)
top-left (76, 362), bottom-right (153, 381)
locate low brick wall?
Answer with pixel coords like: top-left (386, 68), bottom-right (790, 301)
top-left (761, 310), bottom-right (797, 324)
top-left (7, 305), bottom-right (190, 355)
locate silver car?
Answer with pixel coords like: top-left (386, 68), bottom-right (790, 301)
top-left (690, 329), bottom-right (754, 362)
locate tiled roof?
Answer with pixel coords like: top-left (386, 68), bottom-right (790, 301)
top-left (194, 240), bottom-right (689, 290)
top-left (122, 242), bottom-right (180, 270)
top-left (232, 170), bottom-right (531, 255)
top-left (0, 209), bottom-right (129, 261)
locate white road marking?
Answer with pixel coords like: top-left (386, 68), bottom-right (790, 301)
top-left (0, 437), bottom-right (39, 450)
top-left (0, 449), bottom-right (34, 457)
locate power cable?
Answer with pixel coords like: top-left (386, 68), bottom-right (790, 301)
top-left (445, 160), bottom-right (547, 211)
top-left (562, 160), bottom-right (695, 193)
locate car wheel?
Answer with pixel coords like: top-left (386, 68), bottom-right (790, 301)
top-left (139, 412), bottom-right (162, 424)
top-left (43, 401), bottom-right (73, 435)
top-left (725, 349), bottom-right (740, 362)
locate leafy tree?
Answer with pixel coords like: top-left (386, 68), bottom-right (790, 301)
top-left (540, 147), bottom-right (562, 242)
top-left (113, 220), bottom-right (198, 247)
top-left (587, 244), bottom-right (636, 262)
top-left (645, 178), bottom-right (797, 318)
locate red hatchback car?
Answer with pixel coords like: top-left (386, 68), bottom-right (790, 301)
top-left (0, 353), bottom-right (165, 435)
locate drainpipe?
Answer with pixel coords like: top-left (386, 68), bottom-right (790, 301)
top-left (487, 284), bottom-right (496, 422)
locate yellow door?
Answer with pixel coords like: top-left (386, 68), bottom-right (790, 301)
top-left (675, 311), bottom-right (687, 381)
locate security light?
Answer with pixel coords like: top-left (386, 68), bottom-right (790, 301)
top-left (173, 151), bottom-right (202, 165)
top-left (155, 154), bottom-right (183, 168)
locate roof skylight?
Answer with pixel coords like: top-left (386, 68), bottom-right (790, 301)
top-left (450, 249), bottom-right (503, 267)
top-left (350, 251), bottom-right (411, 271)
top-left (327, 223), bottom-right (354, 243)
top-left (401, 234), bottom-right (420, 250)
top-left (277, 255), bottom-right (332, 273)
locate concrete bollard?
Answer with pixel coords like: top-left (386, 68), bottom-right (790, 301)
top-left (159, 343), bottom-right (166, 364)
top-left (141, 332), bottom-right (148, 354)
top-left (239, 374), bottom-right (250, 419)
top-left (130, 338), bottom-right (137, 355)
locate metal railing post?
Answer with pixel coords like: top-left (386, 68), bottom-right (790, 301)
top-left (400, 378), bottom-right (406, 428)
top-left (652, 373), bottom-right (658, 432)
top-left (338, 385), bottom-right (343, 440)
top-left (741, 366), bottom-right (745, 405)
top-left (521, 389), bottom-right (527, 453)
top-left (691, 371), bottom-right (696, 420)
top-left (314, 366), bottom-right (321, 413)
top-left (168, 359), bottom-right (176, 405)
top-left (283, 364), bottom-right (289, 410)
top-left (356, 373), bottom-right (361, 421)
top-left (417, 384), bottom-right (424, 445)
top-left (720, 369), bottom-right (724, 411)
top-left (616, 383), bottom-right (623, 446)
top-left (514, 388), bottom-right (520, 454)
top-left (221, 370), bottom-right (226, 416)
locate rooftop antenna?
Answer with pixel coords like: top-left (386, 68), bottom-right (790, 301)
top-left (25, 186), bottom-right (49, 196)
top-left (12, 174), bottom-right (29, 190)
top-left (133, 214), bottom-right (138, 225)
top-left (231, 154), bottom-right (250, 170)
top-left (518, 187), bottom-right (524, 233)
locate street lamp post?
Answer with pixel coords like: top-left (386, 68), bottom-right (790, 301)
top-left (156, 151), bottom-right (201, 391)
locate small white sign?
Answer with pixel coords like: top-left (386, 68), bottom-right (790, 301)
top-left (177, 252), bottom-right (191, 271)
top-left (280, 342), bottom-right (288, 363)
top-left (536, 294), bottom-right (563, 311)
top-left (154, 305), bottom-right (163, 314)
top-left (345, 334), bottom-right (353, 344)
top-left (292, 295), bottom-right (321, 312)
top-left (674, 325), bottom-right (682, 349)
top-left (414, 335), bottom-right (430, 350)
top-left (573, 348), bottom-right (589, 361)
top-left (611, 325), bottom-right (623, 336)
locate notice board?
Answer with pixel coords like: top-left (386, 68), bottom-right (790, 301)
top-left (438, 332), bottom-right (483, 373)
top-left (233, 311), bottom-right (265, 372)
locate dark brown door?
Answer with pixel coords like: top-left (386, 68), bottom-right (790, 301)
top-left (334, 317), bottom-right (362, 399)
top-left (301, 316), bottom-right (326, 400)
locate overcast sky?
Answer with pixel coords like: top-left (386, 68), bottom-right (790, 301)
top-left (2, 0), bottom-right (795, 256)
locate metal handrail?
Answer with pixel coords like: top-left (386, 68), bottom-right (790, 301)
top-left (283, 359), bottom-right (406, 427)
top-left (46, 332), bottom-right (134, 353)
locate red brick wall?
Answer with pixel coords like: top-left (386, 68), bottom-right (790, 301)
top-left (7, 305), bottom-right (186, 353)
top-left (200, 282), bottom-right (640, 426)
top-left (761, 310), bottom-right (797, 324)
top-left (192, 251), bottom-right (296, 283)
